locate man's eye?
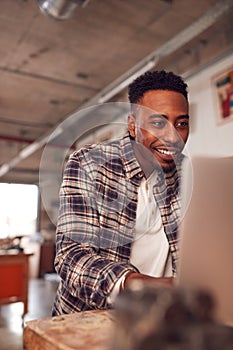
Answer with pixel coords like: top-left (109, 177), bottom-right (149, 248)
top-left (151, 120), bottom-right (166, 128)
top-left (177, 121), bottom-right (189, 128)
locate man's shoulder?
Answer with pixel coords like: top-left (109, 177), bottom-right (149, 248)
top-left (65, 135), bottom-right (131, 175)
top-left (71, 133), bottom-right (129, 161)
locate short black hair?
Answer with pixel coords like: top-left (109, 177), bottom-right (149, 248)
top-left (128, 70), bottom-right (188, 103)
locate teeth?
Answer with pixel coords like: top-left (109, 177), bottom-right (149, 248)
top-left (157, 149), bottom-right (176, 156)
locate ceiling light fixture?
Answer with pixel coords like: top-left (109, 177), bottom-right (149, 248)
top-left (36, 0), bottom-right (90, 20)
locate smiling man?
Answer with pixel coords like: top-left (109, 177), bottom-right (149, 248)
top-left (128, 74), bottom-right (189, 172)
top-left (52, 70), bottom-right (190, 315)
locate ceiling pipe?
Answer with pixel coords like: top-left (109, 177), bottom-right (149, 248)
top-left (36, 0), bottom-right (90, 20)
top-left (0, 0), bottom-right (232, 178)
top-left (0, 134), bottom-right (75, 149)
top-left (0, 134), bottom-right (35, 144)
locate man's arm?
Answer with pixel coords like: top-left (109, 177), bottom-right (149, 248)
top-left (123, 272), bottom-right (175, 290)
top-left (55, 150), bottom-right (138, 310)
top-left (55, 233), bottom-right (138, 309)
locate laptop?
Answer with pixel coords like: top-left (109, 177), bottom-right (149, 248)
top-left (177, 156), bottom-right (233, 326)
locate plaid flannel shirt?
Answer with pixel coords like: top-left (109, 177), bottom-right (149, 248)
top-left (52, 133), bottom-right (183, 315)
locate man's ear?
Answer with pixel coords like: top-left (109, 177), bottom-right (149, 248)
top-left (128, 114), bottom-right (136, 138)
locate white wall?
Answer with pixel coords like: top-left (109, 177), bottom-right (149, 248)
top-left (185, 52), bottom-right (233, 157)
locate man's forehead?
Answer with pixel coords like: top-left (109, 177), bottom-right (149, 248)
top-left (131, 94), bottom-right (189, 118)
top-left (131, 103), bottom-right (159, 116)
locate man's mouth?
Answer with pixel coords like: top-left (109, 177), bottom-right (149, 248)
top-left (153, 147), bottom-right (178, 157)
top-left (156, 148), bottom-right (177, 156)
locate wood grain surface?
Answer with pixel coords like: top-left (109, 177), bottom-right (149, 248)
top-left (23, 310), bottom-right (114, 350)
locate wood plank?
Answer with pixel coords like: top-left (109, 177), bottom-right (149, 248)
top-left (23, 310), bottom-right (114, 350)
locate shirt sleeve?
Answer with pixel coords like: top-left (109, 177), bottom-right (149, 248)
top-left (54, 151), bottom-right (138, 311)
top-left (107, 273), bottom-right (127, 306)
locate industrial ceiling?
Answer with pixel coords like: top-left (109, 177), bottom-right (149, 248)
top-left (0, 0), bottom-right (233, 185)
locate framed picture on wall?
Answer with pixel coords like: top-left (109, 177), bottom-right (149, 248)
top-left (212, 66), bottom-right (233, 125)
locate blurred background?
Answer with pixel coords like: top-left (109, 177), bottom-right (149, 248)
top-left (0, 0), bottom-right (232, 349)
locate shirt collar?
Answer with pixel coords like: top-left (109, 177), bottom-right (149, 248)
top-left (120, 133), bottom-right (143, 180)
top-left (120, 132), bottom-right (184, 182)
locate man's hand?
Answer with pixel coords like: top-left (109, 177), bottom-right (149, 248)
top-left (124, 272), bottom-right (174, 290)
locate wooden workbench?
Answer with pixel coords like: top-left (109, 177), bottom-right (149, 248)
top-left (23, 305), bottom-right (233, 350)
top-left (23, 310), bottom-right (114, 350)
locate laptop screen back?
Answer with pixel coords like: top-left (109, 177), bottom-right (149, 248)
top-left (177, 156), bottom-right (233, 326)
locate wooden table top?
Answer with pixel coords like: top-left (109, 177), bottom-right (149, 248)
top-left (23, 310), bottom-right (115, 350)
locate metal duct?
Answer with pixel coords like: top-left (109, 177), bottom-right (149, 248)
top-left (36, 0), bottom-right (90, 20)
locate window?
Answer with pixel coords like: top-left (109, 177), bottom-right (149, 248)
top-left (0, 183), bottom-right (38, 239)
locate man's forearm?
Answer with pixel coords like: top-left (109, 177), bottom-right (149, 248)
top-left (123, 272), bottom-right (175, 290)
top-left (55, 234), bottom-right (138, 309)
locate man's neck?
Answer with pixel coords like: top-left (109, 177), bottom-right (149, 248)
top-left (131, 140), bottom-right (161, 179)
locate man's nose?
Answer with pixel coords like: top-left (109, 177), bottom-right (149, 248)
top-left (164, 122), bottom-right (180, 144)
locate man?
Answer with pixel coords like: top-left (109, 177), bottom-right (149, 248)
top-left (52, 70), bottom-right (189, 315)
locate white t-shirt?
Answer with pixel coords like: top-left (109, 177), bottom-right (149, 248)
top-left (130, 172), bottom-right (172, 277)
top-left (108, 172), bottom-right (172, 305)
